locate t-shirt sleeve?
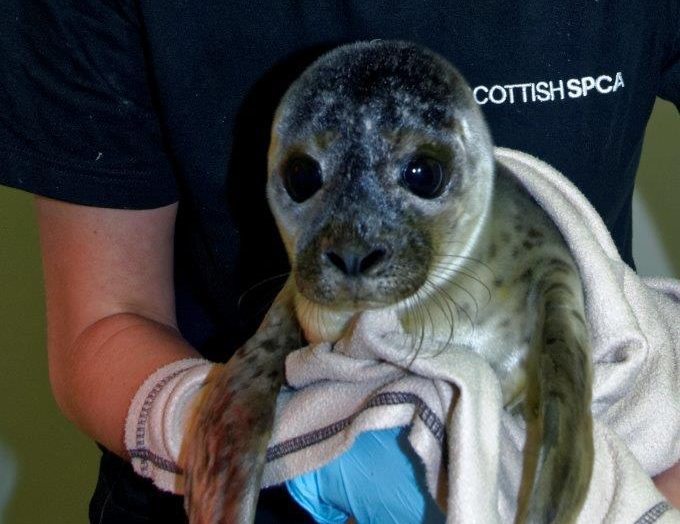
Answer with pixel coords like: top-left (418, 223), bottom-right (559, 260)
top-left (658, 3), bottom-right (680, 110)
top-left (0, 0), bottom-right (178, 209)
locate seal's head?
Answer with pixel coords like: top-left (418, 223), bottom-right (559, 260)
top-left (267, 40), bottom-right (495, 340)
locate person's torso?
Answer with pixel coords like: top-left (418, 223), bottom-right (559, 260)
top-left (136, 0), bottom-right (674, 356)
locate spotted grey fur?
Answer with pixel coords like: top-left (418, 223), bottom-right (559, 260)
top-left (184, 41), bottom-right (593, 524)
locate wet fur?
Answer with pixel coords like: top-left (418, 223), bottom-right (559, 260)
top-left (184, 41), bottom-right (593, 523)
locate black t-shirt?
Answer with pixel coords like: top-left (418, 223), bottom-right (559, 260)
top-left (1, 1), bottom-right (679, 522)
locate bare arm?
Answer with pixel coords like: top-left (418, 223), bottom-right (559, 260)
top-left (33, 195), bottom-right (680, 508)
top-left (35, 196), bottom-right (201, 458)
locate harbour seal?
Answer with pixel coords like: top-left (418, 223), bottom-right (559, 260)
top-left (184, 40), bottom-right (593, 524)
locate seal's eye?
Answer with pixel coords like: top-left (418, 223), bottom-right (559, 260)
top-left (282, 155), bottom-right (323, 203)
top-left (401, 155), bottom-right (446, 199)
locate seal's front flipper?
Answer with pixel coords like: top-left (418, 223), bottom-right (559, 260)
top-left (182, 285), bottom-right (299, 524)
top-left (517, 261), bottom-right (594, 524)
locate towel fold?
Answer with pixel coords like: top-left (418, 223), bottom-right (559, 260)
top-left (262, 148), bottom-right (680, 523)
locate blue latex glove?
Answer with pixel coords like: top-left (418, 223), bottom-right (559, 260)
top-left (286, 427), bottom-right (446, 524)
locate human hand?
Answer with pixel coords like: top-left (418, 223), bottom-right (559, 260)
top-left (653, 460), bottom-right (680, 509)
top-left (286, 427), bottom-right (445, 524)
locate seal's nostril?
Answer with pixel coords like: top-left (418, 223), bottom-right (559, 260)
top-left (326, 251), bottom-right (349, 274)
top-left (359, 248), bottom-right (386, 273)
top-left (325, 247), bottom-right (387, 276)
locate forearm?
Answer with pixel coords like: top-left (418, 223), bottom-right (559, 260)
top-left (49, 311), bottom-right (201, 458)
top-left (33, 198), bottom-right (195, 458)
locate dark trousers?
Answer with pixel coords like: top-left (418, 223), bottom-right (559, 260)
top-left (89, 450), bottom-right (314, 523)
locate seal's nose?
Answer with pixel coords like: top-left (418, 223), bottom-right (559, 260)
top-left (325, 246), bottom-right (387, 276)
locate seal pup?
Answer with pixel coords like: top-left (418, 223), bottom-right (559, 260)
top-left (184, 40), bottom-right (594, 524)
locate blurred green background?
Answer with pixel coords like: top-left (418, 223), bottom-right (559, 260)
top-left (0, 100), bottom-right (678, 524)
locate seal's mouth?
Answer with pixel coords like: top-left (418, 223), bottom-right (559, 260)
top-left (292, 265), bottom-right (442, 345)
top-left (305, 290), bottom-right (397, 312)
top-left (294, 267), bottom-right (428, 312)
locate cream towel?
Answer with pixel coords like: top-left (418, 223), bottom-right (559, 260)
top-left (262, 148), bottom-right (680, 523)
